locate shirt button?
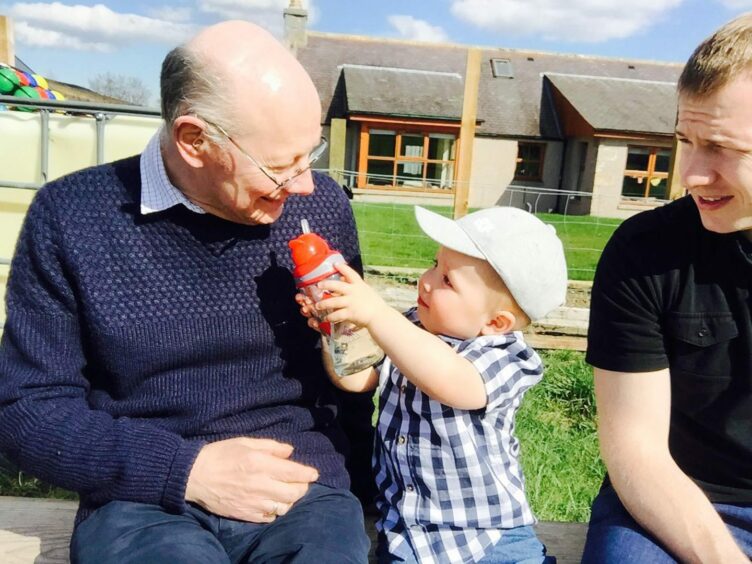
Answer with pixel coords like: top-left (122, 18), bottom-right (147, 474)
top-left (400, 384), bottom-right (407, 392)
top-left (406, 485), bottom-right (414, 492)
top-left (398, 435), bottom-right (407, 445)
top-left (697, 328), bottom-right (708, 338)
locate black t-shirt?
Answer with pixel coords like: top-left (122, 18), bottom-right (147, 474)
top-left (587, 195), bottom-right (752, 503)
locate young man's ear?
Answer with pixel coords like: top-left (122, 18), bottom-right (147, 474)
top-left (172, 116), bottom-right (209, 168)
top-left (481, 310), bottom-right (517, 335)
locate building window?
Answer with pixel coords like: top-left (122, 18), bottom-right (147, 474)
top-left (514, 142), bottom-right (545, 181)
top-left (358, 127), bottom-right (457, 191)
top-left (621, 146), bottom-right (671, 200)
top-left (491, 58), bottom-right (514, 78)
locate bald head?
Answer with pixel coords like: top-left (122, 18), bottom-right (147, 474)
top-left (161, 20), bottom-right (321, 141)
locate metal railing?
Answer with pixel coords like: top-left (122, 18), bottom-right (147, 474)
top-left (0, 95), bottom-right (160, 191)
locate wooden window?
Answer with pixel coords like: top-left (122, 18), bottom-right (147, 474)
top-left (621, 146), bottom-right (671, 200)
top-left (514, 142), bottom-right (545, 181)
top-left (357, 124), bottom-right (457, 191)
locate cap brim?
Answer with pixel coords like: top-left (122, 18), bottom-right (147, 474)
top-left (414, 206), bottom-right (484, 259)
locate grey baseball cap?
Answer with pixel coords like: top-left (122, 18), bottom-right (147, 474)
top-left (414, 206), bottom-right (568, 321)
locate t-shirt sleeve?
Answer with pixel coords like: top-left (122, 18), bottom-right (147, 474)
top-left (586, 222), bottom-right (669, 373)
top-left (458, 337), bottom-right (543, 411)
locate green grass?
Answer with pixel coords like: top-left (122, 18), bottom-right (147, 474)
top-left (352, 203), bottom-right (622, 281)
top-left (0, 458), bottom-right (77, 500)
top-left (517, 350), bottom-right (604, 522)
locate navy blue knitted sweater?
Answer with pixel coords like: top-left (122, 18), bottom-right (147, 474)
top-left (0, 156), bottom-right (371, 524)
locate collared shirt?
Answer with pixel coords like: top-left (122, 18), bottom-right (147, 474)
top-left (139, 129), bottom-right (206, 215)
top-left (375, 309), bottom-right (542, 564)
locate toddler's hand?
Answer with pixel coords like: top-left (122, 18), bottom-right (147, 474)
top-left (317, 263), bottom-right (388, 328)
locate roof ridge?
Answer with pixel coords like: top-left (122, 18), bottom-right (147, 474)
top-left (544, 71), bottom-right (677, 86)
top-left (306, 31), bottom-right (684, 67)
top-left (341, 64), bottom-right (462, 79)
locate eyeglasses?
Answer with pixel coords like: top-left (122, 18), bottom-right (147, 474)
top-left (201, 117), bottom-right (327, 190)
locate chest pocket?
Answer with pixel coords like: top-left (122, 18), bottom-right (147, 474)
top-left (665, 312), bottom-right (738, 414)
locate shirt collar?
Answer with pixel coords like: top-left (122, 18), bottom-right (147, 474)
top-left (139, 128), bottom-right (206, 216)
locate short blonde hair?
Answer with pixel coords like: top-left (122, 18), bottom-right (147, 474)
top-left (678, 12), bottom-right (752, 97)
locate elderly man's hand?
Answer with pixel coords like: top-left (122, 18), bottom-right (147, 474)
top-left (185, 437), bottom-right (319, 522)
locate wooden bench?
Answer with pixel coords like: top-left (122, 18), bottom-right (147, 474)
top-left (0, 496), bottom-right (587, 563)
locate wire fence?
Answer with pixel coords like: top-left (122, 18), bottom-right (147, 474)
top-left (321, 168), bottom-right (653, 283)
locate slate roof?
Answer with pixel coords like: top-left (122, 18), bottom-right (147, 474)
top-left (342, 64), bottom-right (463, 120)
top-left (545, 73), bottom-right (678, 135)
top-left (297, 32), bottom-right (684, 139)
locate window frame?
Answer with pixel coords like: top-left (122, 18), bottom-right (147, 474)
top-left (355, 118), bottom-right (460, 192)
top-left (621, 145), bottom-right (671, 200)
top-left (514, 142), bottom-right (546, 182)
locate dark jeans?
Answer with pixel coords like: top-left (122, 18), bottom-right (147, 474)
top-left (582, 483), bottom-right (752, 563)
top-left (70, 484), bottom-right (369, 564)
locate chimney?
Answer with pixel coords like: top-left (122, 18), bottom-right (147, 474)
top-left (0, 15), bottom-right (14, 67)
top-left (284, 0), bottom-right (308, 52)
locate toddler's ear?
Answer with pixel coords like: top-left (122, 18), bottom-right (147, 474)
top-left (481, 310), bottom-right (516, 335)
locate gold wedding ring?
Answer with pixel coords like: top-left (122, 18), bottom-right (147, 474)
top-left (264, 502), bottom-right (280, 519)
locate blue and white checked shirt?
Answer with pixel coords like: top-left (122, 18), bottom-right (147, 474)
top-left (374, 308), bottom-right (543, 564)
top-left (139, 129), bottom-right (206, 215)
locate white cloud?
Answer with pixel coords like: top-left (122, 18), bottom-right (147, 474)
top-left (10, 2), bottom-right (196, 51)
top-left (387, 15), bottom-right (449, 43)
top-left (197, 0), bottom-right (318, 35)
top-left (715, 0), bottom-right (752, 8)
top-left (147, 5), bottom-right (193, 23)
top-left (450, 0), bottom-right (684, 43)
top-left (15, 20), bottom-right (111, 51)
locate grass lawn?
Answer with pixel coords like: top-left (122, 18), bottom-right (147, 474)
top-left (518, 349), bottom-right (604, 522)
top-left (352, 202), bottom-right (622, 281)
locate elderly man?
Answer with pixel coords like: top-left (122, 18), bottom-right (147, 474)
top-left (0, 21), bottom-right (371, 563)
top-left (583, 13), bottom-right (752, 563)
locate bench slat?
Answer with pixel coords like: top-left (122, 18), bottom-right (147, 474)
top-left (0, 496), bottom-right (586, 563)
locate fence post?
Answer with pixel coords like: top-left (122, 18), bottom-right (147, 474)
top-left (0, 16), bottom-right (13, 66)
top-left (453, 48), bottom-right (481, 219)
top-left (328, 117), bottom-right (347, 186)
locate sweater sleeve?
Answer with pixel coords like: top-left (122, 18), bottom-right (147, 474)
top-left (0, 187), bottom-right (203, 514)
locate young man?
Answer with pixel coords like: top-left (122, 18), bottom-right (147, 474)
top-left (302, 206), bottom-right (567, 563)
top-left (583, 13), bottom-right (752, 563)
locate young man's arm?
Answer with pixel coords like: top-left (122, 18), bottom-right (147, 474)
top-left (318, 264), bottom-right (487, 410)
top-left (595, 367), bottom-right (747, 563)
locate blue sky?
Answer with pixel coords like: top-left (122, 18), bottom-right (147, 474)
top-left (4, 0), bottom-right (752, 105)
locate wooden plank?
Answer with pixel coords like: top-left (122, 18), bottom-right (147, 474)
top-left (525, 333), bottom-right (588, 351)
top-left (0, 497), bottom-right (586, 563)
top-left (0, 497), bottom-right (75, 564)
top-left (536, 520), bottom-right (588, 564)
top-left (0, 16), bottom-right (14, 67)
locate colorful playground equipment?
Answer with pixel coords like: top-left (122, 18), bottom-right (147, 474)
top-left (0, 63), bottom-right (65, 111)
